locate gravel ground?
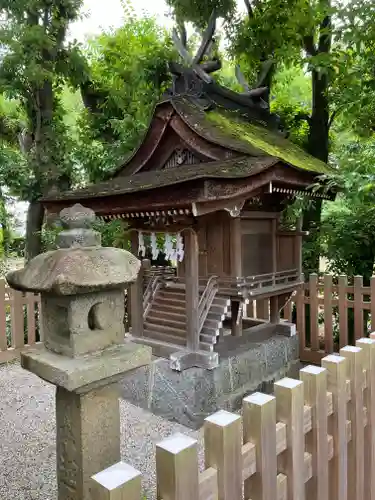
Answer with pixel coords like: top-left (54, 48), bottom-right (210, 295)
top-left (0, 362), bottom-right (203, 500)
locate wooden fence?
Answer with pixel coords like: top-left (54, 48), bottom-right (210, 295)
top-left (281, 273), bottom-right (375, 364)
top-left (1, 272), bottom-right (375, 366)
top-left (0, 279), bottom-right (41, 364)
top-left (90, 337), bottom-right (375, 500)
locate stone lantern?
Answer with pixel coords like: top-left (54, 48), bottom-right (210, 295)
top-left (7, 204), bottom-right (151, 500)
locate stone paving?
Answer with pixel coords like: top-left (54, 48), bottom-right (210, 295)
top-left (0, 362), bottom-right (203, 500)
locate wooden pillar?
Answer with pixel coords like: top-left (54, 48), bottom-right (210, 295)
top-left (130, 231), bottom-right (143, 338)
top-left (270, 218), bottom-right (280, 323)
top-left (295, 216), bottom-right (303, 277)
top-left (270, 296), bottom-right (279, 323)
top-left (230, 217), bottom-right (242, 336)
top-left (184, 229), bottom-right (199, 351)
top-left (271, 218), bottom-right (277, 275)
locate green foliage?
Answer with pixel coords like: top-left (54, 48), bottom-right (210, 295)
top-left (165, 0), bottom-right (235, 28)
top-left (93, 220), bottom-right (129, 249)
top-left (319, 139), bottom-right (375, 280)
top-left (76, 10), bottom-right (174, 181)
top-left (41, 219), bottom-right (129, 252)
top-left (0, 0), bottom-right (87, 196)
top-left (270, 66), bottom-right (311, 147)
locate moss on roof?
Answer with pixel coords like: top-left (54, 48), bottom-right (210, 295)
top-left (205, 110), bottom-right (331, 174)
top-left (42, 156), bottom-right (278, 202)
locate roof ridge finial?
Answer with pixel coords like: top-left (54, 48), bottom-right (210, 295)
top-left (171, 9), bottom-right (221, 84)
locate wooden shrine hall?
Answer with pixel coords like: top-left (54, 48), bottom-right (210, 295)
top-left (42, 16), bottom-right (335, 370)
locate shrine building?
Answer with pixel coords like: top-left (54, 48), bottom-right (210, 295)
top-left (41, 18), bottom-right (335, 371)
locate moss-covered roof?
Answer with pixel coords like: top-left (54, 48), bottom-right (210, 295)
top-left (172, 97), bottom-right (332, 175)
top-left (42, 156), bottom-right (278, 202)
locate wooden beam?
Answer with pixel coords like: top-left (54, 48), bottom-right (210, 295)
top-left (192, 197), bottom-right (247, 218)
top-left (242, 211), bottom-right (280, 219)
top-left (130, 231), bottom-right (144, 338)
top-left (230, 217), bottom-right (242, 277)
top-left (295, 217), bottom-right (303, 277)
top-left (230, 217), bottom-right (242, 337)
top-left (270, 296), bottom-right (279, 323)
top-left (184, 229), bottom-right (200, 351)
top-left (270, 218), bottom-right (280, 324)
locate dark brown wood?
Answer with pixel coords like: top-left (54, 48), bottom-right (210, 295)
top-left (206, 214), bottom-right (224, 276)
top-left (184, 229), bottom-right (200, 350)
top-left (295, 217), bottom-right (303, 277)
top-left (43, 160), bottom-right (322, 220)
top-left (230, 217), bottom-right (242, 336)
top-left (130, 232), bottom-right (144, 338)
top-left (117, 105), bottom-right (174, 177)
top-left (270, 296), bottom-right (279, 323)
top-left (271, 218), bottom-right (277, 274)
top-left (170, 115), bottom-right (231, 161)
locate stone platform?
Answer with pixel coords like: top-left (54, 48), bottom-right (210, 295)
top-left (120, 326), bottom-right (300, 429)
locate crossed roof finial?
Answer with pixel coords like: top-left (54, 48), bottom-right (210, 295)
top-left (171, 10), bottom-right (221, 84)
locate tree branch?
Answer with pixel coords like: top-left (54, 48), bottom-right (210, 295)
top-left (244, 0), bottom-right (254, 18)
top-left (328, 106), bottom-right (343, 129)
top-left (294, 112), bottom-right (312, 125)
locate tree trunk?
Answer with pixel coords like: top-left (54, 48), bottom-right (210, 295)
top-left (0, 188), bottom-right (11, 256)
top-left (25, 201), bottom-right (44, 263)
top-left (302, 9), bottom-right (331, 274)
top-left (302, 67), bottom-right (330, 274)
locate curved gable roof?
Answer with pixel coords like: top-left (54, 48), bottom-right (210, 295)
top-left (171, 97), bottom-right (332, 175)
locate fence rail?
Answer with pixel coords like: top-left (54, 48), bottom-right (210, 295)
top-left (281, 273), bottom-right (375, 364)
top-left (0, 279), bottom-right (41, 364)
top-left (91, 337), bottom-right (375, 500)
top-left (2, 271), bottom-right (375, 366)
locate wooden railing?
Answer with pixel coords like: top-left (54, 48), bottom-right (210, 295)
top-left (91, 337), bottom-right (375, 500)
top-left (243, 268), bottom-right (300, 297)
top-left (198, 275), bottom-right (218, 333)
top-left (142, 275), bottom-right (160, 317)
top-left (0, 279), bottom-right (41, 364)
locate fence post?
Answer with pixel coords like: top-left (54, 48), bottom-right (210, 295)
top-left (156, 433), bottom-right (199, 500)
top-left (296, 277), bottom-right (306, 354)
top-left (11, 289), bottom-right (24, 349)
top-left (324, 275), bottom-right (333, 353)
top-left (309, 274), bottom-right (319, 351)
top-left (0, 279), bottom-right (6, 351)
top-left (371, 279), bottom-right (375, 332)
top-left (204, 410), bottom-right (242, 500)
top-left (90, 462), bottom-right (142, 500)
top-left (357, 337), bottom-right (375, 500)
top-left (354, 276), bottom-right (364, 340)
top-left (26, 293), bottom-right (36, 345)
top-left (321, 355), bottom-right (348, 500)
top-left (338, 275), bottom-right (348, 348)
top-left (340, 345), bottom-right (365, 500)
top-left (300, 365), bottom-right (329, 500)
top-left (242, 393), bottom-right (277, 500)
top-left (274, 378), bottom-right (305, 500)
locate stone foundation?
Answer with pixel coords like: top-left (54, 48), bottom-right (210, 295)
top-left (120, 329), bottom-right (300, 429)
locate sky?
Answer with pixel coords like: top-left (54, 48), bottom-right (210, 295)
top-left (69, 0), bottom-right (175, 41)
